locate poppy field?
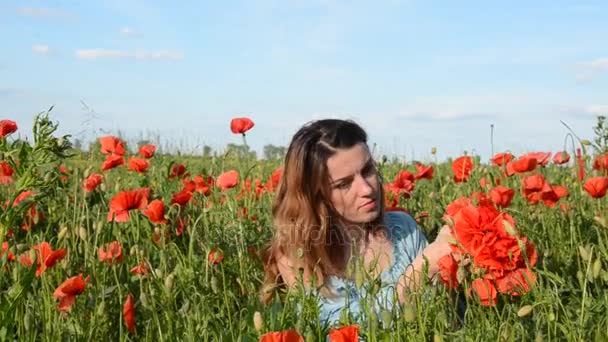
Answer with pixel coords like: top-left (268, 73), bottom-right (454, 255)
top-left (1, 112), bottom-right (608, 341)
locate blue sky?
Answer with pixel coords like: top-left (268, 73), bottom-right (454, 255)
top-left (1, 0), bottom-right (607, 161)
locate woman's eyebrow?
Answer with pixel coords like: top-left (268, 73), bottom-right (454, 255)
top-left (330, 157), bottom-right (373, 185)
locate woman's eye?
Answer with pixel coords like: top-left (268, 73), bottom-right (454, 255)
top-left (336, 182), bottom-right (351, 190)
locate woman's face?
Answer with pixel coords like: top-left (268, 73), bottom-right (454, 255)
top-left (326, 142), bottom-right (381, 224)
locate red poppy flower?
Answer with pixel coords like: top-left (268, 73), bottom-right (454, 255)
top-left (0, 161), bottom-right (14, 184)
top-left (175, 216), bottom-right (188, 236)
top-left (413, 163), bottom-right (434, 180)
top-left (196, 175), bottom-right (214, 195)
top-left (130, 262), bottom-right (149, 276)
top-left (208, 249), bottom-right (224, 265)
top-left (490, 152), bottom-right (514, 166)
top-left (230, 117), bottom-right (255, 134)
top-left (98, 241), bottom-right (123, 264)
top-left (83, 173), bottom-right (103, 193)
top-left (139, 144), bottom-right (156, 158)
top-left (328, 325), bottom-right (359, 342)
top-left (99, 136), bottom-right (126, 156)
top-left (1, 241), bottom-right (15, 262)
top-left (552, 151), bottom-right (570, 165)
top-left (183, 175), bottom-right (214, 195)
top-left (0, 120), bottom-right (18, 138)
top-left (523, 152), bottom-right (551, 167)
top-left (495, 267), bottom-right (536, 296)
top-left (583, 177), bottom-right (608, 199)
top-left (123, 293), bottom-right (136, 333)
top-left (53, 274), bottom-right (90, 311)
top-left (170, 188), bottom-right (193, 206)
top-left (12, 190), bottom-right (43, 231)
top-left (216, 170), bottom-right (239, 190)
top-left (127, 157), bottom-right (150, 173)
top-left (593, 153), bottom-right (608, 174)
top-left (101, 154), bottom-right (125, 171)
top-left (576, 148), bottom-right (586, 181)
top-left (394, 170), bottom-right (414, 187)
top-left (522, 174), bottom-right (547, 204)
top-left (490, 186), bottom-right (515, 208)
top-left (437, 254), bottom-right (459, 289)
top-left (260, 330), bottom-right (303, 342)
top-left (468, 278), bottom-right (497, 307)
top-left (505, 156), bottom-right (537, 176)
top-left (19, 242), bottom-right (66, 276)
top-left (265, 167), bottom-right (283, 192)
top-left (169, 164), bottom-right (187, 179)
top-left (143, 199), bottom-right (167, 224)
top-left (107, 188), bottom-right (150, 222)
top-left (452, 156), bottom-right (473, 183)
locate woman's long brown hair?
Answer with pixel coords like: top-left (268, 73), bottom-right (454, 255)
top-left (259, 119), bottom-right (385, 304)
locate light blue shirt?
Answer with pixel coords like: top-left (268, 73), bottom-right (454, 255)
top-left (316, 211), bottom-right (429, 326)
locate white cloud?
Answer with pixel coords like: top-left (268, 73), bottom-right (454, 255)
top-left (32, 45), bottom-right (51, 55)
top-left (75, 49), bottom-right (184, 61)
top-left (120, 27), bottom-right (141, 37)
top-left (573, 57), bottom-right (608, 81)
top-left (582, 58), bottom-right (608, 70)
top-left (586, 105), bottom-right (608, 116)
top-left (18, 6), bottom-right (73, 19)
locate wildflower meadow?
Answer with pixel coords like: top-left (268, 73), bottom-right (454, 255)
top-left (1, 111), bottom-right (608, 341)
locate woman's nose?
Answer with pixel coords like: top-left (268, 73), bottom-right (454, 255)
top-left (356, 175), bottom-right (374, 196)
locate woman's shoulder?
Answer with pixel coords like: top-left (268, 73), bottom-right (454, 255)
top-left (381, 210), bottom-right (428, 270)
top-left (382, 210), bottom-right (419, 240)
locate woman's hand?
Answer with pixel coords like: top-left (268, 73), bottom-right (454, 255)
top-left (396, 225), bottom-right (454, 302)
top-left (421, 225), bottom-right (455, 277)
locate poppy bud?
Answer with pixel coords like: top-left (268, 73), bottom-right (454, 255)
top-left (83, 166), bottom-right (92, 178)
top-left (431, 147), bottom-right (437, 155)
top-left (594, 216), bottom-right (607, 228)
top-left (154, 268), bottom-right (164, 279)
top-left (24, 312), bottom-right (32, 331)
top-left (96, 301), bottom-right (106, 317)
top-left (43, 172), bottom-right (54, 183)
top-left (355, 267), bottom-right (364, 289)
top-left (535, 332), bottom-right (544, 342)
top-left (140, 293), bottom-right (151, 308)
top-left (402, 302), bottom-right (416, 322)
top-left (210, 276), bottom-right (218, 293)
top-left (579, 245), bottom-right (590, 261)
top-left (253, 311), bottom-right (264, 332)
top-left (380, 309), bottom-right (392, 327)
top-left (593, 258), bottom-right (602, 279)
top-left (58, 226), bottom-right (69, 240)
top-left (95, 221), bottom-right (103, 234)
top-left (456, 264), bottom-right (466, 284)
top-left (503, 220), bottom-right (517, 236)
top-left (165, 274), bottom-right (175, 291)
top-left (79, 227), bottom-right (87, 240)
top-left (517, 305), bottom-right (533, 317)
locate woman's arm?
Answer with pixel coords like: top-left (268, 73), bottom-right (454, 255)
top-left (396, 225), bottom-right (453, 303)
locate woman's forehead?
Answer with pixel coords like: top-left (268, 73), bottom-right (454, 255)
top-left (326, 143), bottom-right (371, 179)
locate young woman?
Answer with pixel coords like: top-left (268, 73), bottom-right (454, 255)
top-left (260, 119), bottom-right (454, 325)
